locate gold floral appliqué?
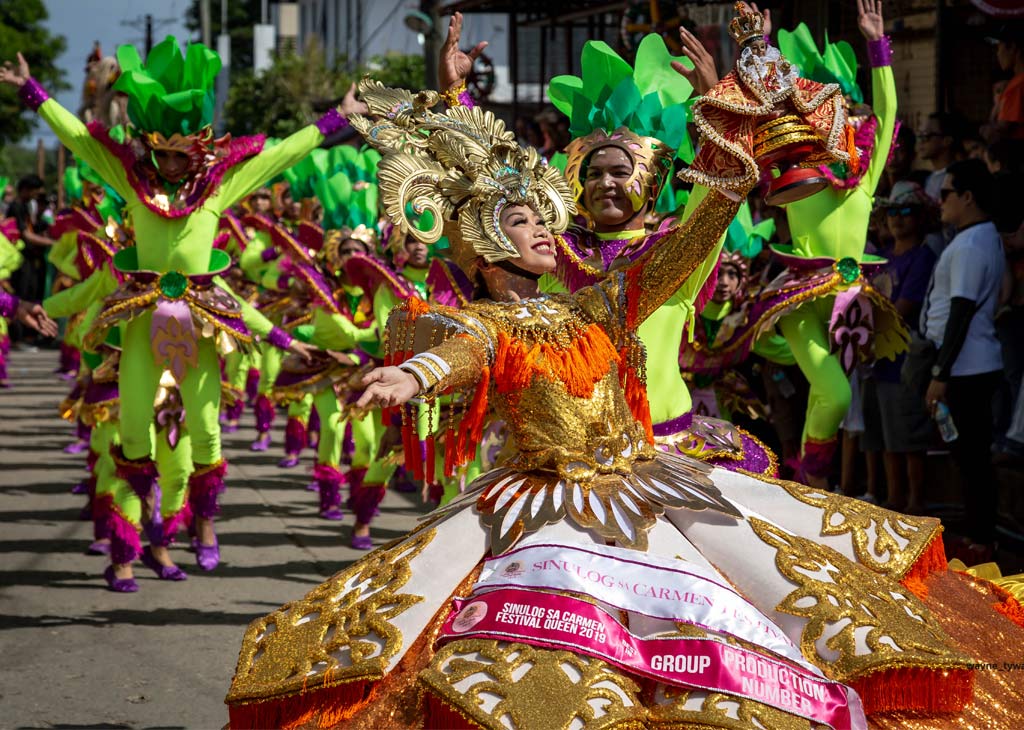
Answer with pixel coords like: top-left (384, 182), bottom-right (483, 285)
top-left (768, 477), bottom-right (943, 580)
top-left (420, 639), bottom-right (644, 730)
top-left (227, 528), bottom-right (436, 704)
top-left (750, 517), bottom-right (970, 683)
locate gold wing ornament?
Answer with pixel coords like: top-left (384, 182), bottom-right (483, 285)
top-left (350, 81), bottom-right (575, 269)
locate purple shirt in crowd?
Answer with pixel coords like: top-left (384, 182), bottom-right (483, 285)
top-left (873, 243), bottom-right (937, 382)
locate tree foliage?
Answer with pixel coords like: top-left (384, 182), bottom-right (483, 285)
top-left (223, 42), bottom-right (425, 137)
top-left (0, 0), bottom-right (68, 148)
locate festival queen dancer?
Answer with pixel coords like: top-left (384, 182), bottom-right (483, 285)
top-left (0, 37), bottom-right (354, 573)
top-left (444, 13), bottom-right (782, 476)
top-left (225, 83), bottom-right (1024, 729)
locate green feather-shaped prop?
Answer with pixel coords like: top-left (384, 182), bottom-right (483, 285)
top-left (777, 24), bottom-right (862, 104)
top-left (113, 36), bottom-right (221, 137)
top-left (547, 34), bottom-right (696, 214)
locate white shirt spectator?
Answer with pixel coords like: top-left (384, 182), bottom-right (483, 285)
top-left (920, 220), bottom-right (1004, 376)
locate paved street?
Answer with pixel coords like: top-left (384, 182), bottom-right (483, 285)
top-left (0, 349), bottom-right (425, 729)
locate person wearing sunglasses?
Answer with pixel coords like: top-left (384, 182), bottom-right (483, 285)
top-left (920, 159), bottom-right (1005, 560)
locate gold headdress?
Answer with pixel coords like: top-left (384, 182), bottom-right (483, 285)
top-left (563, 128), bottom-right (674, 220)
top-left (321, 224), bottom-right (381, 273)
top-left (729, 3), bottom-right (766, 47)
top-left (350, 80), bottom-right (575, 271)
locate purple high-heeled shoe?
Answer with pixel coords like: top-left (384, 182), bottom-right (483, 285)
top-left (250, 433), bottom-right (271, 452)
top-left (222, 422), bottom-right (239, 434)
top-left (71, 480), bottom-right (90, 495)
top-left (87, 540), bottom-right (111, 556)
top-left (306, 481), bottom-right (319, 492)
top-left (141, 546), bottom-right (188, 581)
top-left (103, 565), bottom-right (139, 593)
top-left (195, 539), bottom-right (220, 571)
top-left (64, 439), bottom-right (89, 455)
top-left (350, 534), bottom-right (374, 550)
top-left (278, 455), bottom-right (300, 469)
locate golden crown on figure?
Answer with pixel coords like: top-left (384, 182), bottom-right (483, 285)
top-left (728, 2), bottom-right (766, 46)
top-left (349, 80), bottom-right (575, 272)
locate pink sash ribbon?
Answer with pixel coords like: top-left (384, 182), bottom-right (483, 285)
top-left (441, 587), bottom-right (865, 730)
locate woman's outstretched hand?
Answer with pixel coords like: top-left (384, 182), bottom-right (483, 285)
top-left (16, 301), bottom-right (57, 338)
top-left (671, 26), bottom-right (719, 96)
top-left (857, 0), bottom-right (885, 42)
top-left (357, 366), bottom-right (420, 409)
top-left (339, 83), bottom-right (368, 117)
top-left (0, 52), bottom-right (30, 88)
top-left (287, 339), bottom-right (318, 362)
top-left (439, 11), bottom-right (488, 92)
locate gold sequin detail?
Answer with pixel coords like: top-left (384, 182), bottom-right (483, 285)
top-left (420, 639), bottom-right (645, 730)
top-left (434, 450), bottom-right (737, 554)
top-left (750, 518), bottom-right (971, 683)
top-left (227, 528), bottom-right (436, 704)
top-left (649, 686), bottom-right (814, 730)
top-left (868, 570), bottom-right (1024, 730)
top-left (754, 475), bottom-right (943, 580)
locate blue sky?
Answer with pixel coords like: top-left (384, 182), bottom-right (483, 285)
top-left (31, 0), bottom-right (191, 144)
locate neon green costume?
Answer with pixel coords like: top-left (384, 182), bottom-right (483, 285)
top-left (760, 27), bottom-right (903, 481)
top-left (19, 36), bottom-right (355, 568)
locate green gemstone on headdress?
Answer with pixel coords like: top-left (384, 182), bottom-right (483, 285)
top-left (159, 271), bottom-right (188, 298)
top-left (836, 257), bottom-right (860, 283)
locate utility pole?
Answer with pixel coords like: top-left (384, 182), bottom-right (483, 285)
top-left (423, 1), bottom-right (441, 91)
top-left (200, 0), bottom-right (212, 47)
top-left (216, 0), bottom-right (231, 134)
top-left (121, 13), bottom-right (176, 55)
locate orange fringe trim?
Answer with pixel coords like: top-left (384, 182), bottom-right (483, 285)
top-left (956, 571), bottom-right (1024, 631)
top-left (898, 531), bottom-right (948, 600)
top-left (845, 123), bottom-right (861, 175)
top-left (851, 666), bottom-right (974, 715)
top-left (226, 678), bottom-right (373, 729)
top-left (993, 590), bottom-right (1024, 630)
top-left (444, 365), bottom-right (490, 476)
top-left (492, 323), bottom-right (619, 398)
top-left (625, 267), bottom-right (642, 329)
top-left (620, 348), bottom-right (654, 444)
top-left (424, 693), bottom-right (485, 729)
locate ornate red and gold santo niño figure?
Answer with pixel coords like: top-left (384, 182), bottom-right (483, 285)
top-left (681, 3), bottom-right (859, 205)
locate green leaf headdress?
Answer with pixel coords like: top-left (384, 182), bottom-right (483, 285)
top-left (113, 36), bottom-right (221, 145)
top-left (724, 201), bottom-right (775, 259)
top-left (547, 34), bottom-right (696, 216)
top-left (64, 157), bottom-right (125, 221)
top-left (776, 23), bottom-right (862, 104)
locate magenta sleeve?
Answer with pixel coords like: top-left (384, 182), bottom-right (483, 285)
top-left (0, 291), bottom-right (20, 319)
top-left (266, 326), bottom-right (294, 349)
top-left (315, 108), bottom-right (349, 137)
top-left (18, 77), bottom-right (49, 111)
top-left (866, 36), bottom-right (893, 68)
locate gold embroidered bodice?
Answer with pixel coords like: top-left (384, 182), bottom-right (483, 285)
top-left (391, 189), bottom-right (741, 484)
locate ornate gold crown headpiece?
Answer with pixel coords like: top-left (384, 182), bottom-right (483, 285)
top-left (350, 80), bottom-right (575, 271)
top-left (143, 126), bottom-right (215, 154)
top-left (719, 249), bottom-right (749, 279)
top-left (563, 128), bottom-right (674, 219)
top-left (322, 225), bottom-right (379, 273)
top-left (728, 3), bottom-right (766, 46)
